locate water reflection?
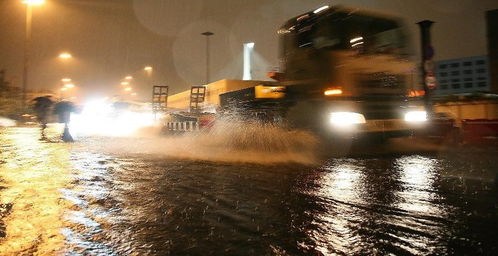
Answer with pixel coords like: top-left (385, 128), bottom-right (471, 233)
top-left (0, 127), bottom-right (496, 255)
top-left (395, 156), bottom-right (444, 215)
top-left (390, 156), bottom-right (451, 255)
top-left (61, 151), bottom-right (121, 255)
top-left (0, 128), bottom-right (71, 254)
top-left (310, 156), bottom-right (454, 255)
top-left (312, 160), bottom-right (366, 255)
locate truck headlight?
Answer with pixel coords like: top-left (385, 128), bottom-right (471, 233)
top-left (404, 111), bottom-right (427, 122)
top-left (330, 112), bottom-right (366, 126)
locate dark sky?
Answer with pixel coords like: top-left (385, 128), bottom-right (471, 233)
top-left (1, 0), bottom-right (497, 101)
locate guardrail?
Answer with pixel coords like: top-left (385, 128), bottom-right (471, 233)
top-left (166, 121), bottom-right (199, 132)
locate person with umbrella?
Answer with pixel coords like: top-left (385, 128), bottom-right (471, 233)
top-left (53, 100), bottom-right (76, 142)
top-left (31, 95), bottom-right (54, 140)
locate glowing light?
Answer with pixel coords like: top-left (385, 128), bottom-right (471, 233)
top-left (144, 66), bottom-right (153, 71)
top-left (120, 81), bottom-right (129, 86)
top-left (330, 112), bottom-right (366, 126)
top-left (124, 87), bottom-right (132, 92)
top-left (58, 52), bottom-right (72, 59)
top-left (131, 92), bottom-right (137, 96)
top-left (351, 42), bottom-right (364, 48)
top-left (61, 78), bottom-right (72, 83)
top-left (0, 117), bottom-right (16, 127)
top-left (243, 42), bottom-right (254, 80)
top-left (313, 5), bottom-right (329, 14)
top-left (22, 0), bottom-right (45, 5)
top-left (64, 83), bottom-right (74, 89)
top-left (404, 111), bottom-right (427, 122)
top-left (350, 37), bottom-right (363, 43)
top-left (60, 87), bottom-right (67, 91)
top-left (324, 88), bottom-right (343, 96)
top-left (70, 99), bottom-right (156, 137)
top-left (407, 90), bottom-right (426, 97)
top-left (125, 76), bottom-right (133, 80)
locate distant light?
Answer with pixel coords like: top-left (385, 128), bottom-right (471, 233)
top-left (351, 42), bottom-right (364, 48)
top-left (124, 87), bottom-right (132, 92)
top-left (324, 88), bottom-right (343, 96)
top-left (58, 52), bottom-right (72, 59)
top-left (22, 0), bottom-right (45, 6)
top-left (144, 66), bottom-right (153, 71)
top-left (131, 92), bottom-right (137, 96)
top-left (350, 37), bottom-right (363, 44)
top-left (60, 87), bottom-right (67, 91)
top-left (70, 100), bottom-right (156, 137)
top-left (125, 76), bottom-right (133, 80)
top-left (64, 83), bottom-right (75, 88)
top-left (313, 5), bottom-right (329, 14)
top-left (61, 78), bottom-right (72, 83)
top-left (121, 81), bottom-right (129, 86)
top-left (407, 90), bottom-right (426, 97)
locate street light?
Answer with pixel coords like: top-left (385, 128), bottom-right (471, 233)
top-left (201, 31), bottom-right (214, 85)
top-left (64, 83), bottom-right (74, 89)
top-left (61, 78), bottom-right (72, 83)
top-left (58, 52), bottom-right (72, 59)
top-left (144, 66), bottom-right (153, 71)
top-left (125, 75), bottom-right (133, 80)
top-left (121, 81), bottom-right (129, 86)
top-left (22, 0), bottom-right (45, 5)
top-left (21, 0), bottom-right (45, 111)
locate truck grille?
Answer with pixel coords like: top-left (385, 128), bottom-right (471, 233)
top-left (358, 72), bottom-right (404, 89)
top-left (360, 102), bottom-right (405, 120)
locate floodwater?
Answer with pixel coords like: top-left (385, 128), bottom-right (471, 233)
top-left (0, 126), bottom-right (497, 255)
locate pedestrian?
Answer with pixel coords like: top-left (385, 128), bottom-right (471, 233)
top-left (31, 95), bottom-right (54, 140)
top-left (53, 100), bottom-right (76, 142)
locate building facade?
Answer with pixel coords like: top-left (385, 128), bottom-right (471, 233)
top-left (434, 56), bottom-right (490, 95)
top-left (487, 9), bottom-right (498, 93)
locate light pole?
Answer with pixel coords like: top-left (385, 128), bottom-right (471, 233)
top-left (21, 0), bottom-right (45, 111)
top-left (201, 31), bottom-right (214, 85)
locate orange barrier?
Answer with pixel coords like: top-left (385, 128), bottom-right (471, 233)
top-left (461, 119), bottom-right (498, 145)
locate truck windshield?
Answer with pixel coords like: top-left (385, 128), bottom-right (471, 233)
top-left (300, 13), bottom-right (405, 55)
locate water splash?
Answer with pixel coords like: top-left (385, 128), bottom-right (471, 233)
top-left (81, 117), bottom-right (319, 165)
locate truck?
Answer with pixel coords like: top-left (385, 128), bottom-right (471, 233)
top-left (160, 5), bottom-right (428, 141)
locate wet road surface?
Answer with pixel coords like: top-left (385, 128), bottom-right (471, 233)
top-left (0, 127), bottom-right (497, 255)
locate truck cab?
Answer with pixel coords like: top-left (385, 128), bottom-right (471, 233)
top-left (277, 6), bottom-right (427, 138)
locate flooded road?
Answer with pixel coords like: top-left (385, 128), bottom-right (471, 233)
top-left (0, 127), bottom-right (497, 255)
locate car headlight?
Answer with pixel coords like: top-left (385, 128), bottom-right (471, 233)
top-left (404, 111), bottom-right (427, 122)
top-left (330, 112), bottom-right (366, 126)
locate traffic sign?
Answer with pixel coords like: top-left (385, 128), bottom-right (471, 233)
top-left (426, 74), bottom-right (437, 89)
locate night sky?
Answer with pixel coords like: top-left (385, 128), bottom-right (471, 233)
top-left (1, 0), bottom-right (497, 101)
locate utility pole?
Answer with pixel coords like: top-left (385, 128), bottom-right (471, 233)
top-left (417, 20), bottom-right (435, 117)
top-left (201, 31), bottom-right (214, 85)
top-left (22, 4), bottom-right (33, 112)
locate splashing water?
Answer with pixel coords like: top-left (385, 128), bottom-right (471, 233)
top-left (81, 117), bottom-right (319, 165)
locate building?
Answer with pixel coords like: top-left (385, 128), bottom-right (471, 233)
top-left (434, 56), bottom-right (490, 95)
top-left (487, 9), bottom-right (498, 93)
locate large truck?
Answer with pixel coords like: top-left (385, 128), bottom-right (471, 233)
top-left (162, 5), bottom-right (428, 139)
